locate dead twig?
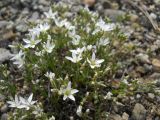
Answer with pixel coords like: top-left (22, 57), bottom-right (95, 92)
top-left (124, 0), bottom-right (160, 32)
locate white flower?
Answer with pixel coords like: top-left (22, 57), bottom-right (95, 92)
top-left (7, 93), bottom-right (36, 110)
top-left (86, 45), bottom-right (93, 51)
top-left (55, 18), bottom-right (67, 28)
top-left (23, 37), bottom-right (41, 48)
top-left (70, 47), bottom-right (85, 55)
top-left (45, 72), bottom-right (55, 80)
top-left (43, 37), bottom-right (55, 53)
top-left (35, 51), bottom-right (43, 56)
top-left (7, 95), bottom-right (22, 108)
top-left (64, 21), bottom-right (75, 31)
top-left (29, 23), bottom-right (50, 37)
top-left (97, 38), bottom-right (109, 46)
top-left (92, 28), bottom-right (100, 35)
top-left (65, 52), bottom-right (82, 63)
top-left (76, 105), bottom-right (82, 117)
top-left (11, 50), bottom-right (24, 68)
top-left (19, 93), bottom-right (37, 110)
top-left (96, 18), bottom-right (115, 32)
top-left (44, 8), bottom-right (57, 20)
top-left (37, 23), bottom-right (50, 32)
top-left (49, 116), bottom-right (55, 120)
top-left (87, 52), bottom-right (104, 69)
top-left (60, 81), bottom-right (78, 101)
top-left (68, 31), bottom-right (81, 45)
top-left (71, 35), bottom-right (81, 45)
top-left (32, 104), bottom-right (43, 117)
top-left (104, 92), bottom-right (113, 100)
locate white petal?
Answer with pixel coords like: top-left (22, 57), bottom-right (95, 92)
top-left (96, 59), bottom-right (104, 64)
top-left (92, 52), bottom-right (96, 60)
top-left (71, 89), bottom-right (79, 94)
top-left (87, 58), bottom-right (91, 64)
top-left (68, 95), bottom-right (75, 101)
top-left (67, 81), bottom-right (71, 89)
top-left (15, 95), bottom-right (19, 103)
top-left (63, 95), bottom-right (68, 101)
top-left (23, 39), bottom-right (30, 44)
top-left (19, 96), bottom-right (26, 104)
top-left (65, 56), bottom-right (73, 62)
top-left (28, 93), bottom-right (33, 103)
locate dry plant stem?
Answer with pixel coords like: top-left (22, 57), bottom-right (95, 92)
top-left (124, 0), bottom-right (160, 32)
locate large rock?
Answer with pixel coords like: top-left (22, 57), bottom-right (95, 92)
top-left (103, 9), bottom-right (126, 22)
top-left (109, 114), bottom-right (123, 120)
top-left (0, 48), bottom-right (12, 63)
top-left (132, 103), bottom-right (147, 120)
top-left (1, 113), bottom-right (8, 120)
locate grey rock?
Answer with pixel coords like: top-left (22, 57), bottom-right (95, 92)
top-left (136, 94), bottom-right (141, 99)
top-left (1, 104), bottom-right (8, 113)
top-left (155, 117), bottom-right (160, 120)
top-left (95, 3), bottom-right (103, 12)
top-left (0, 21), bottom-right (11, 28)
top-left (0, 94), bottom-right (5, 101)
top-left (148, 93), bottom-right (155, 99)
top-left (16, 22), bottom-right (28, 32)
top-left (0, 48), bottom-right (12, 63)
top-left (109, 114), bottom-right (123, 120)
top-left (122, 112), bottom-right (129, 120)
top-left (143, 64), bottom-right (152, 72)
top-left (103, 9), bottom-right (126, 22)
top-left (1, 113), bottom-right (8, 120)
top-left (60, 0), bottom-right (81, 5)
top-left (132, 103), bottom-right (147, 120)
top-left (28, 12), bottom-right (39, 22)
top-left (150, 73), bottom-right (160, 79)
top-left (156, 79), bottom-right (160, 87)
top-left (156, 96), bottom-right (160, 102)
top-left (38, 0), bottom-right (50, 6)
top-left (136, 53), bottom-right (150, 64)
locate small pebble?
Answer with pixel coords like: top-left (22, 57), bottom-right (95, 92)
top-left (148, 93), bottom-right (155, 99)
top-left (1, 104), bottom-right (8, 113)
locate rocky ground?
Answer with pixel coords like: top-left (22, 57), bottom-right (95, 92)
top-left (0, 0), bottom-right (160, 120)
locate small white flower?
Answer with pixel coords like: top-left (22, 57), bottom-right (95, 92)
top-left (55, 18), bottom-right (67, 28)
top-left (68, 30), bottom-right (81, 45)
top-left (29, 23), bottom-right (50, 37)
top-left (97, 38), bottom-right (109, 46)
top-left (65, 52), bottom-right (82, 63)
top-left (19, 93), bottom-right (37, 110)
top-left (37, 23), bottom-right (50, 32)
top-left (104, 92), bottom-right (113, 100)
top-left (44, 8), bottom-right (57, 19)
top-left (65, 22), bottom-right (75, 31)
top-left (7, 93), bottom-right (36, 110)
top-left (70, 47), bottom-right (85, 55)
top-left (60, 81), bottom-right (78, 101)
top-left (49, 116), bottom-right (55, 120)
top-left (23, 37), bottom-right (41, 48)
top-left (87, 52), bottom-right (104, 69)
top-left (11, 50), bottom-right (24, 68)
top-left (96, 18), bottom-right (115, 32)
top-left (71, 36), bottom-right (81, 45)
top-left (32, 104), bottom-right (43, 117)
top-left (43, 37), bottom-right (55, 53)
top-left (86, 45), bottom-right (93, 51)
top-left (76, 105), bottom-right (82, 117)
top-left (35, 51), bottom-right (44, 56)
top-left (92, 28), bottom-right (100, 35)
top-left (7, 95), bottom-right (22, 108)
top-left (45, 72), bottom-right (55, 80)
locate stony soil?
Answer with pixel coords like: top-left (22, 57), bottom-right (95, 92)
top-left (0, 0), bottom-right (160, 120)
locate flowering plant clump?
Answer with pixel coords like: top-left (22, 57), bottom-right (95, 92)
top-left (6, 3), bottom-right (133, 119)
